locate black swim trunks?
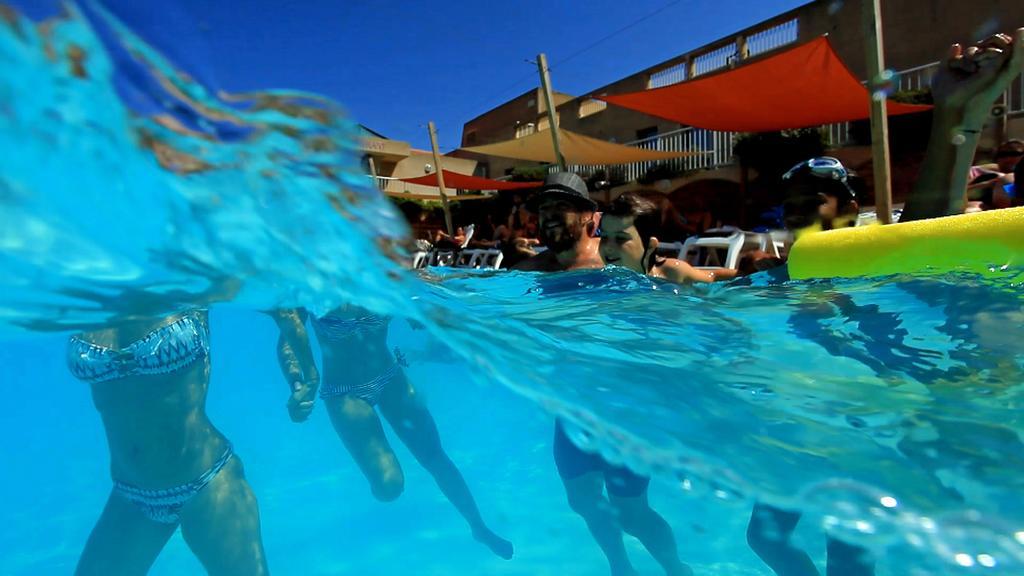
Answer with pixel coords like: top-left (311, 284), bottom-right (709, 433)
top-left (553, 419), bottom-right (650, 498)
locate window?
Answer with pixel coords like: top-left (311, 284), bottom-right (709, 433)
top-left (515, 122), bottom-right (536, 139)
top-left (578, 98), bottom-right (608, 118)
top-left (537, 113), bottom-right (559, 132)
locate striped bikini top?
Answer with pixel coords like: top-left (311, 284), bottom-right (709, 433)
top-left (312, 309), bottom-right (390, 344)
top-left (67, 311), bottom-right (210, 384)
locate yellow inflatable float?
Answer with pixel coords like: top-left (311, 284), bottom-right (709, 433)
top-left (787, 207), bottom-right (1024, 280)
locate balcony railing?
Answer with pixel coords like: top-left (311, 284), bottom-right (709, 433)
top-left (895, 61), bottom-right (1022, 115)
top-left (746, 18), bottom-right (799, 57)
top-left (562, 62), bottom-right (1024, 187)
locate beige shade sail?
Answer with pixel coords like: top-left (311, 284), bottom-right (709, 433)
top-left (461, 129), bottom-right (702, 165)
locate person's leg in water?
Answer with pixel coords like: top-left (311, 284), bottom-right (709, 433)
top-left (747, 503), bottom-right (819, 576)
top-left (607, 473), bottom-right (692, 576)
top-left (324, 394), bottom-right (405, 502)
top-left (180, 456), bottom-right (270, 576)
top-left (75, 490), bottom-right (178, 576)
top-left (826, 537), bottom-right (874, 576)
top-left (378, 371), bottom-right (513, 560)
top-left (554, 422), bottom-right (637, 576)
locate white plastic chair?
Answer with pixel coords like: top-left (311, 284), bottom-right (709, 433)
top-left (454, 248), bottom-right (504, 269)
top-left (654, 241), bottom-right (686, 260)
top-left (411, 251), bottom-right (430, 269)
top-left (681, 228), bottom-right (775, 270)
top-left (430, 250), bottom-right (457, 267)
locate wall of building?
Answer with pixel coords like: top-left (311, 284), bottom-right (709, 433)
top-left (456, 88), bottom-right (575, 178)
top-left (466, 0), bottom-right (1024, 153)
top-left (383, 151), bottom-right (478, 198)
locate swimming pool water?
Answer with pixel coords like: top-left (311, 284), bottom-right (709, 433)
top-left (3, 4), bottom-right (1024, 575)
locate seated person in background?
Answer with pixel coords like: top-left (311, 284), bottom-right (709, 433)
top-left (903, 30), bottom-right (1023, 221)
top-left (966, 171), bottom-right (1003, 211)
top-left (781, 157), bottom-right (859, 235)
top-left (599, 193), bottom-right (736, 282)
top-left (973, 138), bottom-right (1024, 175)
top-left (433, 226), bottom-right (466, 250)
top-left (992, 159), bottom-right (1022, 208)
top-left (967, 141), bottom-right (1022, 209)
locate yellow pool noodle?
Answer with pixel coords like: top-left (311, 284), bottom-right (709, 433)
top-left (787, 207), bottom-right (1024, 280)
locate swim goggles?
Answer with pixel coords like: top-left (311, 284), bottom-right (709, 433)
top-left (782, 157), bottom-right (855, 199)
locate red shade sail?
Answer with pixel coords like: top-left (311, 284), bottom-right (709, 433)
top-left (399, 170), bottom-right (541, 190)
top-left (599, 37), bottom-right (930, 133)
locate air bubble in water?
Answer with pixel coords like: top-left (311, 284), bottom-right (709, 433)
top-left (955, 553), bottom-right (975, 567)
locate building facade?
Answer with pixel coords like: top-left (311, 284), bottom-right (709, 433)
top-left (459, 0), bottom-right (1024, 210)
top-left (360, 126), bottom-right (478, 199)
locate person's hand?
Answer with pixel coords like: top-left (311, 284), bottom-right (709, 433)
top-left (287, 378), bottom-right (317, 422)
top-left (931, 29), bottom-right (1024, 125)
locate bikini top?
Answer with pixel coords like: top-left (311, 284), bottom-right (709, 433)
top-left (67, 311), bottom-right (210, 384)
top-left (312, 308), bottom-right (390, 344)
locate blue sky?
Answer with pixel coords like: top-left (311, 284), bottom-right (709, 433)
top-left (16, 0), bottom-right (807, 150)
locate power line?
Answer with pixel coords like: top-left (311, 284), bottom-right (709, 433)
top-left (465, 0), bottom-right (690, 119)
top-left (550, 0), bottom-right (688, 70)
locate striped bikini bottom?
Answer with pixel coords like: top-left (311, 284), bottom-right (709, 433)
top-left (320, 348), bottom-right (407, 406)
top-left (113, 444), bottom-right (233, 525)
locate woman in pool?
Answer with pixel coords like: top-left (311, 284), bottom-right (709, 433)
top-left (272, 307), bottom-right (513, 560)
top-left (70, 310), bottom-right (269, 576)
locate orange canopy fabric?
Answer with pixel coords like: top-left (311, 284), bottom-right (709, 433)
top-left (385, 191), bottom-right (489, 201)
top-left (399, 170), bottom-right (541, 190)
top-left (461, 128), bottom-right (702, 165)
top-left (599, 37), bottom-right (930, 132)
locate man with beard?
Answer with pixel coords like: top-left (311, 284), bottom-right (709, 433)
top-left (514, 172), bottom-right (604, 272)
top-left (515, 173), bottom-right (692, 576)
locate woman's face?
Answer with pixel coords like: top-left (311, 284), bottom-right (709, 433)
top-left (599, 215), bottom-right (646, 272)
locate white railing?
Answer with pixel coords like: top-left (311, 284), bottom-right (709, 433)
top-left (895, 61), bottom-right (939, 92)
top-left (824, 122), bottom-right (850, 148)
top-left (373, 176), bottom-right (389, 190)
top-left (1010, 70), bottom-right (1023, 114)
top-left (694, 44), bottom-right (737, 77)
top-left (561, 126), bottom-right (737, 183)
top-left (648, 62), bottom-right (689, 89)
top-left (747, 18), bottom-right (799, 57)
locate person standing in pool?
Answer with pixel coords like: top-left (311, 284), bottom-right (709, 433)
top-left (515, 173), bottom-right (693, 576)
top-left (599, 184), bottom-right (875, 576)
top-left (69, 310), bottom-right (270, 576)
top-left (271, 307), bottom-right (513, 560)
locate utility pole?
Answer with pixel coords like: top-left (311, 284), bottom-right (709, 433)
top-left (427, 121), bottom-right (454, 235)
top-left (537, 53), bottom-right (567, 170)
